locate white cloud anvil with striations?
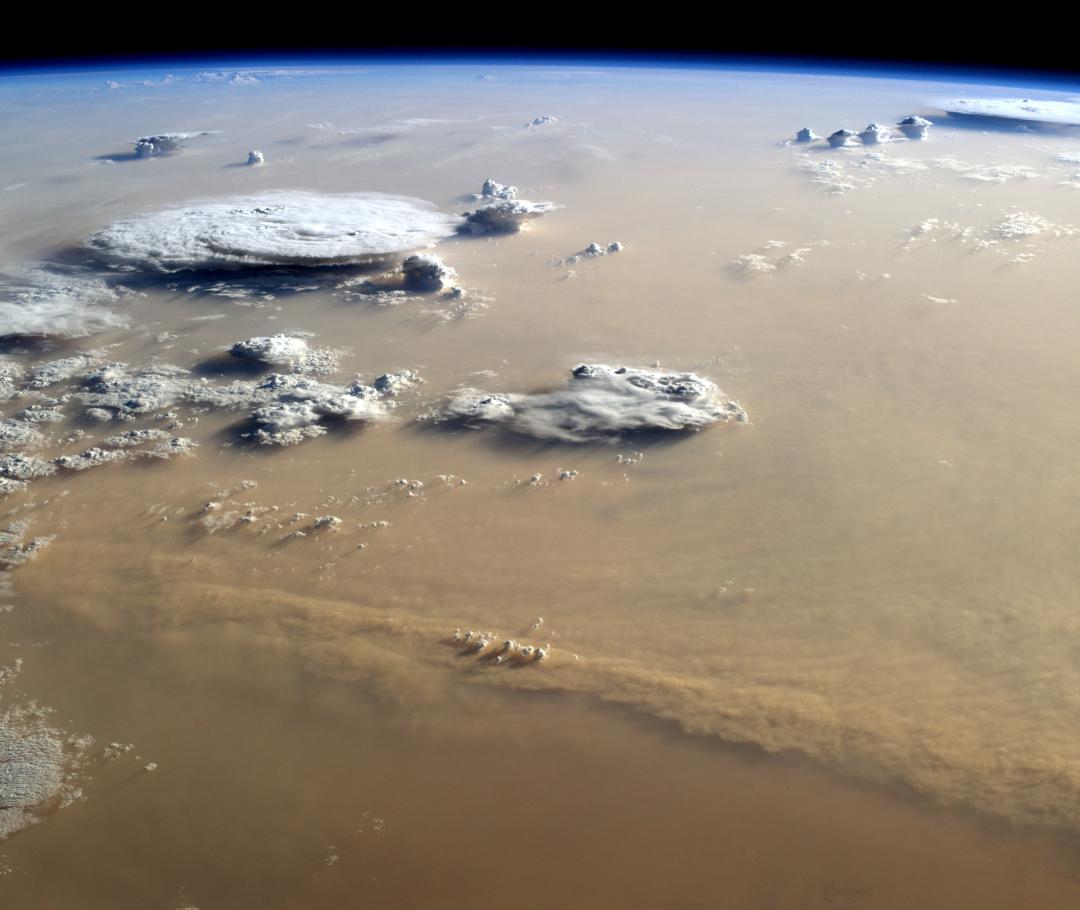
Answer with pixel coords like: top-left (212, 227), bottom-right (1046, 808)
top-left (86, 192), bottom-right (460, 271)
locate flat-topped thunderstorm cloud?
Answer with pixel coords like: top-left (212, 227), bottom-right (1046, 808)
top-left (85, 192), bottom-right (461, 272)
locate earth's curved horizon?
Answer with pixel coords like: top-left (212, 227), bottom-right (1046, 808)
top-left (2, 57), bottom-right (1080, 908)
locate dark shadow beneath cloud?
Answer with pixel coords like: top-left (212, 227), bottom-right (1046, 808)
top-left (191, 354), bottom-right (268, 379)
top-left (410, 410), bottom-right (714, 457)
top-left (935, 111), bottom-right (1080, 134)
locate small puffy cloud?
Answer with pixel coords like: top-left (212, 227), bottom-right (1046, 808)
top-left (478, 178), bottom-right (517, 200)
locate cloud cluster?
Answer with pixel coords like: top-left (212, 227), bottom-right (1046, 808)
top-left (797, 116), bottom-right (930, 149)
top-left (0, 652), bottom-right (95, 841)
top-left (55, 359), bottom-right (416, 449)
top-left (247, 375), bottom-right (387, 446)
top-left (0, 265), bottom-right (127, 340)
top-left (86, 192), bottom-right (460, 272)
top-left (441, 364), bottom-right (747, 443)
top-left (0, 696), bottom-right (65, 838)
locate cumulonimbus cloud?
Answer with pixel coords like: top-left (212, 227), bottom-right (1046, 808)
top-left (85, 192), bottom-right (461, 272)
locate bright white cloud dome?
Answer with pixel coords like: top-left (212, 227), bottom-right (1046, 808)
top-left (86, 192), bottom-right (461, 272)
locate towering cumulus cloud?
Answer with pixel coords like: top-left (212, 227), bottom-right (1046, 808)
top-left (442, 364), bottom-right (746, 443)
top-left (460, 198), bottom-right (559, 235)
top-left (85, 192), bottom-right (460, 272)
top-left (0, 264), bottom-right (127, 340)
top-left (133, 131), bottom-right (211, 157)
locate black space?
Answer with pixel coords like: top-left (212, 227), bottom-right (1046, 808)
top-left (4, 14), bottom-right (1079, 81)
